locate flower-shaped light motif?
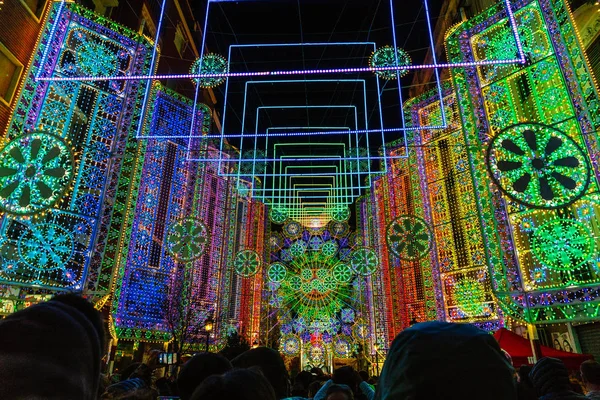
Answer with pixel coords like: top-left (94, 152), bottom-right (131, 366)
top-left (267, 262), bottom-right (287, 283)
top-left (190, 54), bottom-right (229, 88)
top-left (531, 219), bottom-right (595, 271)
top-left (386, 215), bottom-right (433, 261)
top-left (0, 132), bottom-right (74, 215)
top-left (166, 217), bottom-right (209, 263)
top-left (340, 308), bottom-right (355, 324)
top-left (270, 207), bottom-right (288, 224)
top-left (453, 278), bottom-right (487, 318)
top-left (76, 41), bottom-right (118, 77)
top-left (369, 46), bottom-right (411, 80)
top-left (18, 223), bottom-right (74, 271)
top-left (350, 247), bottom-right (378, 276)
top-left (233, 249), bottom-right (261, 277)
top-left (487, 123), bottom-right (591, 209)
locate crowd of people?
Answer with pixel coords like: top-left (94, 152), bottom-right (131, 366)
top-left (0, 294), bottom-right (599, 399)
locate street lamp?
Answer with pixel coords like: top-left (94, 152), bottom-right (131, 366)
top-left (252, 339), bottom-right (259, 349)
top-left (204, 315), bottom-right (214, 352)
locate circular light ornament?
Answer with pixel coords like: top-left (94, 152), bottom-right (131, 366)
top-left (334, 336), bottom-right (352, 359)
top-left (328, 221), bottom-right (349, 237)
top-left (290, 240), bottom-right (307, 257)
top-left (350, 247), bottom-right (379, 276)
top-left (332, 263), bottom-right (354, 283)
top-left (321, 241), bottom-right (338, 258)
top-left (267, 262), bottom-right (287, 282)
top-left (487, 123), bottom-right (591, 209)
top-left (166, 217), bottom-right (209, 262)
top-left (0, 131), bottom-right (74, 216)
top-left (269, 207), bottom-right (288, 224)
top-left (280, 334), bottom-right (300, 356)
top-left (234, 249), bottom-right (261, 277)
top-left (18, 223), bottom-right (74, 271)
top-left (284, 221), bottom-right (302, 238)
top-left (330, 206), bottom-right (350, 222)
top-left (531, 219), bottom-right (595, 271)
top-left (369, 46), bottom-right (411, 80)
top-left (190, 53), bottom-right (228, 88)
top-left (386, 215), bottom-right (433, 261)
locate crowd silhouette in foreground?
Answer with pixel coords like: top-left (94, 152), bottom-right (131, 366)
top-left (0, 294), bottom-right (598, 399)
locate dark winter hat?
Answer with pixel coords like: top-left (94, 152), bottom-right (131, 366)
top-left (374, 321), bottom-right (517, 400)
top-left (177, 352), bottom-right (233, 400)
top-left (529, 357), bottom-right (571, 396)
top-left (0, 294), bottom-right (104, 399)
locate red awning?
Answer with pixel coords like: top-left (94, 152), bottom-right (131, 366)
top-left (494, 328), bottom-right (593, 369)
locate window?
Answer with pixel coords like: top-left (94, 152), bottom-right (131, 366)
top-left (0, 43), bottom-right (23, 106)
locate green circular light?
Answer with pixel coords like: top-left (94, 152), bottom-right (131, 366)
top-left (233, 249), bottom-right (261, 277)
top-left (190, 53), bottom-right (228, 88)
top-left (332, 262), bottom-right (353, 283)
top-left (531, 219), bottom-right (595, 271)
top-left (350, 247), bottom-right (378, 276)
top-left (369, 46), bottom-right (411, 80)
top-left (386, 215), bottom-right (433, 261)
top-left (270, 207), bottom-right (288, 224)
top-left (0, 131), bottom-right (74, 216)
top-left (267, 262), bottom-right (287, 282)
top-left (487, 123), bottom-right (591, 209)
top-left (166, 217), bottom-right (210, 263)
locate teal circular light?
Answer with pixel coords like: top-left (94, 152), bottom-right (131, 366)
top-left (369, 46), bottom-right (411, 80)
top-left (234, 249), bottom-right (261, 277)
top-left (531, 219), bottom-right (595, 271)
top-left (350, 247), bottom-right (378, 276)
top-left (18, 223), bottom-right (74, 271)
top-left (268, 263), bottom-right (287, 282)
top-left (76, 41), bottom-right (118, 77)
top-left (0, 131), bottom-right (74, 216)
top-left (487, 123), bottom-right (591, 209)
top-left (190, 53), bottom-right (228, 88)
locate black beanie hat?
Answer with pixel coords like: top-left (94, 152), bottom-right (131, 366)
top-left (0, 295), bottom-right (104, 399)
top-left (529, 357), bottom-right (571, 396)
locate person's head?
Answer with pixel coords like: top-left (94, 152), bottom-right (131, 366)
top-left (190, 368), bottom-right (276, 400)
top-left (333, 366), bottom-right (357, 392)
top-left (580, 360), bottom-right (600, 391)
top-left (232, 347), bottom-right (290, 398)
top-left (529, 357), bottom-right (572, 396)
top-left (308, 380), bottom-right (323, 398)
top-left (518, 365), bottom-right (533, 385)
top-left (326, 384), bottom-right (354, 400)
top-left (359, 370), bottom-right (369, 382)
top-left (0, 294), bottom-right (104, 399)
top-left (295, 370), bottom-right (313, 389)
top-left (176, 352), bottom-right (233, 400)
top-left (374, 321), bottom-right (517, 400)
